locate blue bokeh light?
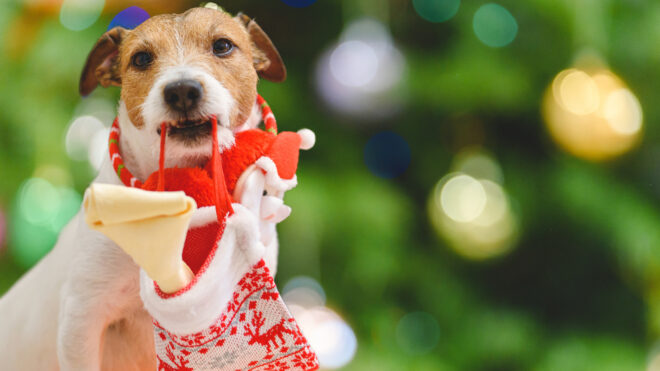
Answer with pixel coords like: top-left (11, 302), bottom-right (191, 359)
top-left (108, 6), bottom-right (150, 31)
top-left (281, 0), bottom-right (318, 8)
top-left (364, 132), bottom-right (411, 179)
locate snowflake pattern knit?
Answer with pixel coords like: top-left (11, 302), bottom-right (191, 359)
top-left (155, 259), bottom-right (318, 371)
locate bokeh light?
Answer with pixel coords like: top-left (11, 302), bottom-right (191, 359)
top-left (283, 277), bottom-right (357, 369)
top-left (202, 2), bottom-right (222, 11)
top-left (364, 132), bottom-right (411, 179)
top-left (330, 41), bottom-right (379, 88)
top-left (395, 311), bottom-right (440, 355)
top-left (280, 0), bottom-right (317, 8)
top-left (603, 89), bottom-right (643, 135)
top-left (542, 66), bottom-right (643, 161)
top-left (73, 96), bottom-right (116, 124)
top-left (59, 0), bottom-right (105, 31)
top-left (88, 128), bottom-right (110, 171)
top-left (66, 97), bottom-right (114, 170)
top-left (65, 116), bottom-right (105, 162)
top-left (413, 0), bottom-right (461, 23)
top-left (557, 69), bottom-right (599, 115)
top-left (440, 174), bottom-right (487, 223)
top-left (472, 3), bottom-right (518, 48)
top-left (316, 18), bottom-right (406, 120)
top-left (428, 150), bottom-right (518, 259)
top-left (9, 177), bottom-right (81, 268)
top-left (282, 275), bottom-right (326, 308)
top-left (107, 6), bottom-right (150, 31)
top-left (18, 178), bottom-right (60, 226)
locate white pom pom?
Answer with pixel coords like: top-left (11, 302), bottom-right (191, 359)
top-left (297, 129), bottom-right (316, 150)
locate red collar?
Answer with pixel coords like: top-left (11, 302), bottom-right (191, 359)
top-left (108, 94), bottom-right (277, 188)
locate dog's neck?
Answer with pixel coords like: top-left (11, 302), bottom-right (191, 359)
top-left (115, 101), bottom-right (240, 182)
top-left (116, 102), bottom-right (157, 182)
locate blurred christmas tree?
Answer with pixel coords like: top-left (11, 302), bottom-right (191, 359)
top-left (1, 0), bottom-right (660, 369)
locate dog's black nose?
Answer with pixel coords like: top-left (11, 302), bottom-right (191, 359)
top-left (163, 79), bottom-right (203, 113)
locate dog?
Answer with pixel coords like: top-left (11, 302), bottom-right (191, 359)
top-left (0, 7), bottom-right (286, 370)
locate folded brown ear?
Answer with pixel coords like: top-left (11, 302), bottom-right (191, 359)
top-left (237, 14), bottom-right (286, 83)
top-left (79, 27), bottom-right (126, 96)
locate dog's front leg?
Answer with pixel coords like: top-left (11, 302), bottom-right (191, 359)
top-left (57, 294), bottom-right (106, 371)
top-left (56, 230), bottom-right (140, 371)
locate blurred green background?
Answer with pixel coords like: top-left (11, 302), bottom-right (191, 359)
top-left (2, 0), bottom-right (660, 369)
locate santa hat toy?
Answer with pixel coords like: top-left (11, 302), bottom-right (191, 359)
top-left (222, 95), bottom-right (316, 196)
top-left (84, 95), bottom-right (319, 370)
top-left (221, 98), bottom-right (315, 276)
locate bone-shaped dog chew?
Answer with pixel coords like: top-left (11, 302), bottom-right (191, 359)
top-left (83, 184), bottom-right (196, 293)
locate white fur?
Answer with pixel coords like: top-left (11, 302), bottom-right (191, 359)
top-left (187, 206), bottom-right (218, 229)
top-left (236, 102), bottom-right (263, 132)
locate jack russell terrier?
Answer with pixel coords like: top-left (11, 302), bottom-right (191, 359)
top-left (0, 7), bottom-right (288, 371)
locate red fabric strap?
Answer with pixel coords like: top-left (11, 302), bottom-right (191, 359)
top-left (211, 116), bottom-right (234, 220)
top-left (157, 122), bottom-right (167, 192)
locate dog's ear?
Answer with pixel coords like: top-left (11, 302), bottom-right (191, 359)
top-left (236, 13), bottom-right (286, 83)
top-left (79, 27), bottom-right (126, 96)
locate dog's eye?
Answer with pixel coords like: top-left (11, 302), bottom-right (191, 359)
top-left (131, 51), bottom-right (153, 69)
top-left (213, 39), bottom-right (234, 57)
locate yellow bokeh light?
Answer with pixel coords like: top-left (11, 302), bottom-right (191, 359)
top-left (543, 67), bottom-right (643, 161)
top-left (429, 168), bottom-right (518, 260)
top-left (440, 174), bottom-right (487, 223)
top-left (471, 180), bottom-right (508, 228)
top-left (603, 89), bottom-right (642, 135)
top-left (557, 69), bottom-right (600, 115)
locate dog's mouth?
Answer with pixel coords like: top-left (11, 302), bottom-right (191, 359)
top-left (158, 117), bottom-right (213, 145)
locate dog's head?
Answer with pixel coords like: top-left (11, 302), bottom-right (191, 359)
top-left (80, 7), bottom-right (285, 173)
